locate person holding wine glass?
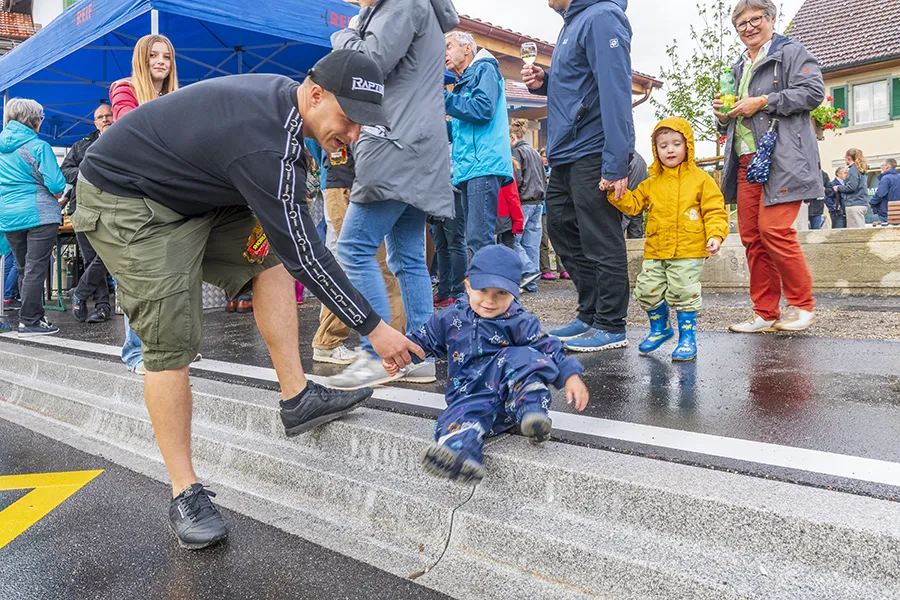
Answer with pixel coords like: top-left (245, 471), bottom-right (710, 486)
top-left (444, 30), bottom-right (513, 257)
top-left (521, 0), bottom-right (635, 353)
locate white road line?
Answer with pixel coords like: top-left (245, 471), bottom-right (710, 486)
top-left (8, 335), bottom-right (900, 488)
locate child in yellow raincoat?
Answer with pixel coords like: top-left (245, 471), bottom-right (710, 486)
top-left (605, 117), bottom-right (729, 361)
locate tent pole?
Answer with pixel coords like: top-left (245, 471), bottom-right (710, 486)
top-left (151, 9), bottom-right (159, 34)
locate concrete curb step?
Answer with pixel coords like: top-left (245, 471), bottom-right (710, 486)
top-left (2, 344), bottom-right (900, 599)
top-left (0, 369), bottom-right (468, 563)
top-left (441, 496), bottom-right (891, 599)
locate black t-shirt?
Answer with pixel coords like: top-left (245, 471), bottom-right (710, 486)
top-left (324, 145), bottom-right (355, 190)
top-left (80, 74), bottom-right (378, 335)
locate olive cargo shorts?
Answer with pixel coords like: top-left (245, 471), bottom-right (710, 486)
top-left (73, 178), bottom-right (281, 372)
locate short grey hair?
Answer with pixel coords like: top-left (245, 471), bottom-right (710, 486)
top-left (446, 30), bottom-right (478, 56)
top-left (884, 158), bottom-right (897, 169)
top-left (4, 98), bottom-right (44, 130)
top-left (732, 0), bottom-right (777, 26)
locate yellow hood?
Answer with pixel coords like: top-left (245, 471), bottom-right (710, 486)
top-left (649, 117), bottom-right (696, 177)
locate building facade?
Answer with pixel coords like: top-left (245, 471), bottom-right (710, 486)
top-left (791, 0), bottom-right (900, 194)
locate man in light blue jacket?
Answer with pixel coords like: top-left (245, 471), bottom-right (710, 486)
top-left (0, 98), bottom-right (66, 337)
top-left (445, 31), bottom-right (513, 256)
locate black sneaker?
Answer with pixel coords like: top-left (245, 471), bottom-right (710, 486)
top-left (280, 380), bottom-right (372, 437)
top-left (18, 317), bottom-right (59, 337)
top-left (4, 298), bottom-right (22, 310)
top-left (168, 483), bottom-right (228, 550)
top-left (86, 305), bottom-right (111, 323)
top-left (72, 294), bottom-right (87, 322)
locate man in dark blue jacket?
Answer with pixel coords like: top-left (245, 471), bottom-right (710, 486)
top-left (445, 31), bottom-right (514, 256)
top-left (825, 166), bottom-right (848, 229)
top-left (872, 159), bottom-right (899, 225)
top-left (523, 0), bottom-right (635, 352)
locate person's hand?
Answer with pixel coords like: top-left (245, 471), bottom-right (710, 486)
top-left (521, 64), bottom-right (545, 90)
top-left (600, 178), bottom-right (628, 202)
top-left (348, 15), bottom-right (360, 30)
top-left (727, 96), bottom-right (767, 119)
top-left (712, 94), bottom-right (730, 123)
top-left (383, 359), bottom-right (400, 377)
top-left (706, 238), bottom-right (721, 256)
top-left (833, 185), bottom-right (839, 192)
top-left (368, 320), bottom-right (425, 370)
top-left (565, 375), bottom-right (589, 412)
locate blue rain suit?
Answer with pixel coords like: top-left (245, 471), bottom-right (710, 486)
top-left (408, 295), bottom-right (584, 465)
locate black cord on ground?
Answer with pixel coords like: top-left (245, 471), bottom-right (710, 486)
top-left (407, 482), bottom-right (478, 581)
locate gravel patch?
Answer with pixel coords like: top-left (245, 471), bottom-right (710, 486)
top-left (519, 280), bottom-right (900, 341)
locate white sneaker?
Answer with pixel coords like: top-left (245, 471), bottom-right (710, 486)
top-left (773, 306), bottom-right (816, 331)
top-left (398, 360), bottom-right (437, 384)
top-left (313, 345), bottom-right (360, 365)
top-left (728, 313), bottom-right (777, 333)
top-left (327, 354), bottom-right (403, 390)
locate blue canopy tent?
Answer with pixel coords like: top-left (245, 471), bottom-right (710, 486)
top-left (0, 0), bottom-right (360, 145)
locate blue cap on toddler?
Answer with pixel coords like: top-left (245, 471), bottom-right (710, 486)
top-left (467, 245), bottom-right (523, 299)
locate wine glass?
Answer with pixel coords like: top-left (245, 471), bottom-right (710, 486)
top-left (520, 42), bottom-right (537, 66)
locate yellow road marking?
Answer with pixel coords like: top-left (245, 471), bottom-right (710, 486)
top-left (0, 470), bottom-right (103, 549)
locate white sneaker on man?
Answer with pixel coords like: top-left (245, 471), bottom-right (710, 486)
top-left (398, 360), bottom-right (437, 384)
top-left (728, 313), bottom-right (776, 333)
top-left (313, 345), bottom-right (360, 365)
top-left (773, 306), bottom-right (816, 331)
top-left (327, 354), bottom-right (403, 390)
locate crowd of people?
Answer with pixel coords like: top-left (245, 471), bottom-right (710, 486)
top-left (0, 0), bottom-right (898, 549)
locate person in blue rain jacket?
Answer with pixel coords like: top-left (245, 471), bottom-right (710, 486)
top-left (0, 98), bottom-right (67, 336)
top-left (386, 245), bottom-right (589, 484)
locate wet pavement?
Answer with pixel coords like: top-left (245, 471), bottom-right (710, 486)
top-left (0, 418), bottom-right (450, 600)
top-left (3, 293), bottom-right (900, 497)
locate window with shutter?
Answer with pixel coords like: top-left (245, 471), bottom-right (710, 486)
top-left (831, 85), bottom-right (848, 127)
top-left (891, 76), bottom-right (900, 120)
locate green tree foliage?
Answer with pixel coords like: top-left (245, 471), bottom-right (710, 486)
top-left (651, 0), bottom-right (741, 149)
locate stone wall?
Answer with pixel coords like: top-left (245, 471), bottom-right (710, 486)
top-left (626, 227), bottom-right (900, 295)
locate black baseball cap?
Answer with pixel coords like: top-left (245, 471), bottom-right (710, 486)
top-left (307, 49), bottom-right (389, 128)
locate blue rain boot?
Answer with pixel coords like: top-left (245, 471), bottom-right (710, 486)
top-left (638, 302), bottom-right (674, 354)
top-left (671, 311), bottom-right (698, 362)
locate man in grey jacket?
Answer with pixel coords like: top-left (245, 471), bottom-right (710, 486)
top-left (329, 0), bottom-right (459, 390)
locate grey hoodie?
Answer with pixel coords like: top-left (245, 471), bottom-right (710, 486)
top-left (332, 0), bottom-right (459, 218)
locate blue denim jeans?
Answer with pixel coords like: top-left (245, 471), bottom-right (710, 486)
top-left (433, 191), bottom-right (467, 299)
top-left (460, 175), bottom-right (502, 257)
top-left (514, 204), bottom-right (543, 276)
top-left (338, 199), bottom-right (433, 358)
top-left (809, 214), bottom-right (824, 230)
top-left (121, 313), bottom-right (144, 369)
top-left (2, 251), bottom-right (18, 300)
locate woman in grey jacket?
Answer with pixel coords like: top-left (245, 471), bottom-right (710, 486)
top-left (713, 0), bottom-right (823, 334)
top-left (835, 148), bottom-right (870, 228)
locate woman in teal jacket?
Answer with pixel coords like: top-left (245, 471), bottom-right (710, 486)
top-left (0, 98), bottom-right (66, 336)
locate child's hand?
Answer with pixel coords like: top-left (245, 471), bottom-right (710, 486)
top-left (706, 238), bottom-right (721, 256)
top-left (565, 375), bottom-right (590, 412)
top-left (383, 359), bottom-right (401, 377)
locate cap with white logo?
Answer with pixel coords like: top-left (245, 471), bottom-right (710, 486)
top-left (307, 49), bottom-right (389, 129)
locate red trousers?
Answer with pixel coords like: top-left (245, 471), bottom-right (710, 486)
top-left (736, 154), bottom-right (815, 320)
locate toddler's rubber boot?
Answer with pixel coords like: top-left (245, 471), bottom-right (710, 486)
top-left (638, 301), bottom-right (674, 354)
top-left (671, 311), bottom-right (698, 362)
top-left (520, 411), bottom-right (552, 445)
top-left (420, 443), bottom-right (484, 485)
